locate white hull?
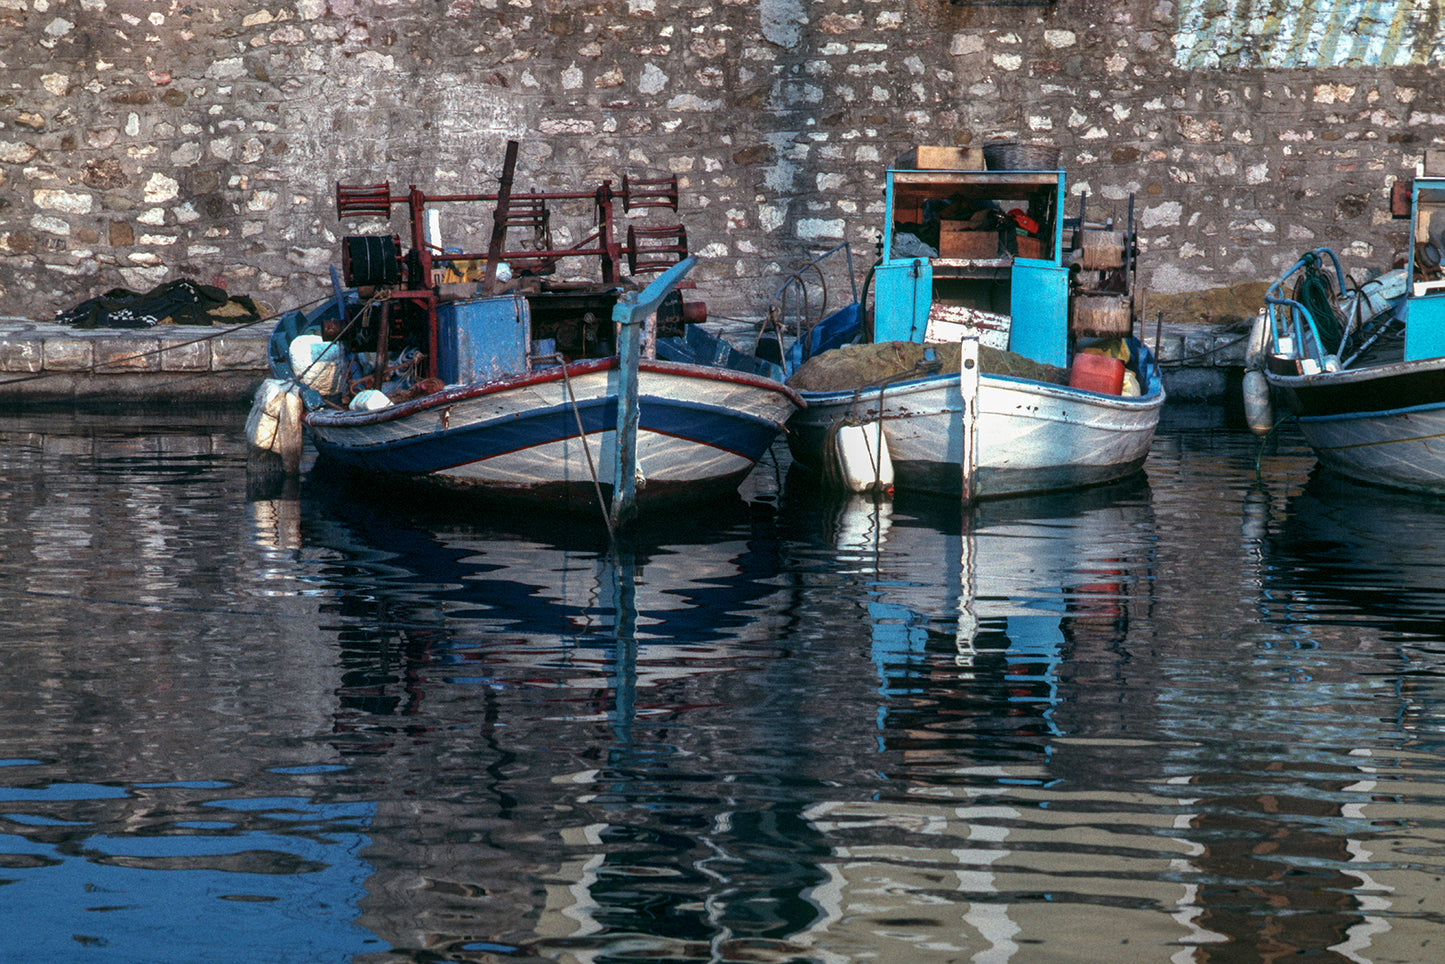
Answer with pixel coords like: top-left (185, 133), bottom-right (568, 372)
top-left (304, 358), bottom-right (801, 505)
top-left (1298, 408), bottom-right (1445, 492)
top-left (790, 370), bottom-right (1164, 499)
top-left (1268, 354), bottom-right (1445, 493)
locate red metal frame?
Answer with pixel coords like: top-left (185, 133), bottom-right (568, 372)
top-left (333, 169), bottom-right (689, 385)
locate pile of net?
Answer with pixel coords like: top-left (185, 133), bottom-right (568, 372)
top-left (786, 340), bottom-right (1066, 392)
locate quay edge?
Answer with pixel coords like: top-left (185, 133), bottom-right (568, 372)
top-left (0, 319), bottom-right (271, 406)
top-left (0, 317), bottom-right (1243, 409)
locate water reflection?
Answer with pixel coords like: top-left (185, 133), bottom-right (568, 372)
top-left (778, 483), bottom-right (1199, 962)
top-left (1264, 469), bottom-right (1445, 642)
top-left (6, 412), bottom-right (1445, 962)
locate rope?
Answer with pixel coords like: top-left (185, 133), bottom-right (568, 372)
top-left (1254, 411), bottom-right (1298, 479)
top-left (1295, 254), bottom-right (1343, 353)
top-left (557, 357), bottom-right (618, 547)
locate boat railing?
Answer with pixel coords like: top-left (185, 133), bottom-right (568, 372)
top-left (758, 242), bottom-right (868, 370)
top-left (1264, 247), bottom-right (1346, 368)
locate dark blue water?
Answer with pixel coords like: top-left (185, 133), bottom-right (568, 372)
top-left (3, 407), bottom-right (1445, 962)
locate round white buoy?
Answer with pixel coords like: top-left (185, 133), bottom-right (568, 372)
top-left (1242, 368), bottom-right (1274, 435)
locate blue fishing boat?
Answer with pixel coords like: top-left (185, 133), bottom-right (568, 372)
top-left (248, 144), bottom-right (800, 525)
top-left (1251, 155), bottom-right (1445, 492)
top-left (761, 145), bottom-right (1165, 501)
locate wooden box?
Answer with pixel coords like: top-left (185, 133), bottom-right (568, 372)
top-left (1015, 235), bottom-right (1045, 259)
top-left (938, 222), bottom-right (998, 259)
top-left (893, 145), bottom-right (986, 172)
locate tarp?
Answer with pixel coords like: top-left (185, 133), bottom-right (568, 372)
top-left (56, 279), bottom-right (261, 329)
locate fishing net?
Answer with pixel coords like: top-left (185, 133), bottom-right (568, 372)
top-left (786, 340), bottom-right (1066, 392)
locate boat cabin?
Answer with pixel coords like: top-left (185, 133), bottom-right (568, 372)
top-left (875, 152), bottom-right (1071, 368)
top-left (1400, 156), bottom-right (1445, 361)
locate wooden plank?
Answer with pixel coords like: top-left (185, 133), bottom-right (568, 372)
top-left (892, 145), bottom-right (985, 172)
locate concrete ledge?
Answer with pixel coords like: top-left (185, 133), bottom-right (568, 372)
top-left (0, 321), bottom-right (270, 405)
top-left (1146, 320), bottom-right (1251, 404)
top-left (0, 317), bottom-right (1252, 407)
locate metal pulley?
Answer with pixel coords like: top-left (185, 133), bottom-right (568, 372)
top-left (341, 235), bottom-right (402, 288)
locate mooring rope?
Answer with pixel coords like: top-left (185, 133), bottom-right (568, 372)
top-left (557, 358), bottom-right (618, 547)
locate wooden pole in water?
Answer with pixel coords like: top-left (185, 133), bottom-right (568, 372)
top-left (608, 256), bottom-right (697, 533)
top-left (959, 335), bottom-right (979, 505)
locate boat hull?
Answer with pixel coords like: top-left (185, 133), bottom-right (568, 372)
top-left (304, 357), bottom-right (802, 506)
top-left (1268, 355), bottom-right (1445, 492)
top-left (788, 368), bottom-right (1164, 499)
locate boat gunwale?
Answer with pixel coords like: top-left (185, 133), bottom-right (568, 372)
top-left (1265, 352), bottom-right (1445, 390)
top-left (791, 366), bottom-right (1165, 412)
top-left (305, 355), bottom-right (806, 429)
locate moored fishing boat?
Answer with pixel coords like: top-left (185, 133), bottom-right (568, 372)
top-left (1250, 154), bottom-right (1445, 492)
top-left (247, 143), bottom-right (802, 526)
top-left (760, 145), bottom-right (1164, 501)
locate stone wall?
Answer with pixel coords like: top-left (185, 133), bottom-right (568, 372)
top-left (4, 0), bottom-right (1441, 326)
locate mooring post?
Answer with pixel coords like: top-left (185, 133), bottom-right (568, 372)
top-left (959, 335), bottom-right (979, 505)
top-left (608, 256), bottom-right (697, 532)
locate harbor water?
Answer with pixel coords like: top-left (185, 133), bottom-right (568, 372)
top-left (3, 406), bottom-right (1445, 963)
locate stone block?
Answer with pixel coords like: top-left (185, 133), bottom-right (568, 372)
top-left (1154, 334), bottom-right (1184, 364)
top-left (210, 334), bottom-right (268, 370)
top-left (1183, 333), bottom-right (1215, 366)
top-left (0, 337), bottom-right (42, 372)
top-left (43, 337), bottom-right (94, 371)
top-left (94, 337), bottom-right (162, 372)
top-left (157, 333), bottom-right (212, 372)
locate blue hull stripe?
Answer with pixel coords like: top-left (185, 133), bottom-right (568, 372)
top-left (312, 395), bottom-right (781, 476)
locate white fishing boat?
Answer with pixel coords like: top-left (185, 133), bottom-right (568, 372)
top-left (761, 145), bottom-right (1164, 501)
top-left (1250, 154), bottom-right (1445, 493)
top-left (247, 143), bottom-right (801, 527)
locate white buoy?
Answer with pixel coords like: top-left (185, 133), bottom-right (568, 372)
top-left (349, 388), bottom-right (391, 411)
top-left (1244, 310), bottom-right (1270, 370)
top-left (288, 334), bottom-right (344, 394)
top-left (277, 388), bottom-right (305, 475)
top-left (834, 422), bottom-right (894, 494)
top-left (1242, 368), bottom-right (1274, 435)
top-left (245, 378), bottom-right (291, 454)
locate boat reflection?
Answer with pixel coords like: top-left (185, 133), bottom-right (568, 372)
top-left (803, 478), bottom-right (1157, 741)
top-left (239, 457), bottom-right (1437, 963)
top-left (1261, 468), bottom-right (1445, 641)
top-left (1216, 466), bottom-right (1445, 963)
top-left (246, 467), bottom-right (1180, 962)
top-left (780, 480), bottom-right (1228, 962)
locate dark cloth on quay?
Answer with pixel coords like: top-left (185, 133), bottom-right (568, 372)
top-left (56, 279), bottom-right (261, 329)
